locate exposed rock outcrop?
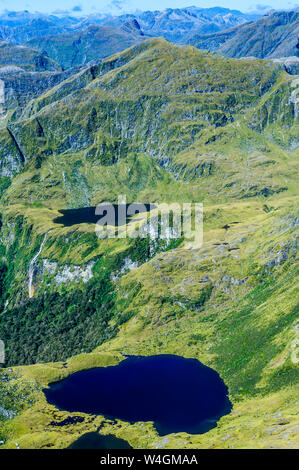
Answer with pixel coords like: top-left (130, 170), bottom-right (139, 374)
top-left (42, 259), bottom-right (95, 286)
top-left (271, 56), bottom-right (299, 75)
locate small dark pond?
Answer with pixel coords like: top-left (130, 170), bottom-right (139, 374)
top-left (53, 204), bottom-right (153, 227)
top-left (68, 433), bottom-right (132, 449)
top-left (44, 355), bottom-right (232, 436)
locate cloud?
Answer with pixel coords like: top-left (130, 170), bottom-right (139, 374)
top-left (72, 5), bottom-right (82, 12)
top-left (108, 0), bottom-right (127, 11)
top-left (52, 9), bottom-right (70, 15)
top-left (254, 4), bottom-right (272, 11)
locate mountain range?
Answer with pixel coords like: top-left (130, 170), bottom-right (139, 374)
top-left (0, 7), bottom-right (260, 44)
top-left (26, 20), bottom-right (146, 69)
top-left (0, 8), bottom-right (297, 74)
top-left (0, 6), bottom-right (298, 452)
top-left (100, 7), bottom-right (260, 43)
top-left (188, 9), bottom-right (299, 58)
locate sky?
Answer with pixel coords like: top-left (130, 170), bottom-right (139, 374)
top-left (0, 0), bottom-right (297, 16)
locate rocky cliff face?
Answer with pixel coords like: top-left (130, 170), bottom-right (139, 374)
top-left (188, 10), bottom-right (299, 59)
top-left (0, 42), bottom-right (66, 114)
top-left (271, 56), bottom-right (299, 75)
top-left (0, 66), bottom-right (81, 113)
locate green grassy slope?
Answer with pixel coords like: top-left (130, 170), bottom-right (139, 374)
top-left (0, 38), bottom-right (298, 449)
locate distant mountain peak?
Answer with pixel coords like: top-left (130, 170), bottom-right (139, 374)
top-left (188, 9), bottom-right (299, 60)
top-left (0, 7), bottom-right (261, 45)
top-left (121, 19), bottom-right (144, 35)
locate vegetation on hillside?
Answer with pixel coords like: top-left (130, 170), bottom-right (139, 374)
top-left (0, 39), bottom-right (297, 449)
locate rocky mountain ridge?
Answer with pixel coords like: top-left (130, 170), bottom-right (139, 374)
top-left (0, 40), bottom-right (61, 71)
top-left (0, 8), bottom-right (298, 72)
top-left (26, 21), bottom-right (146, 70)
top-left (0, 7), bottom-right (259, 44)
top-left (188, 9), bottom-right (299, 59)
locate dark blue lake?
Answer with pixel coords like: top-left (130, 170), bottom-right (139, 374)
top-left (53, 204), bottom-right (153, 227)
top-left (68, 433), bottom-right (132, 449)
top-left (44, 355), bottom-right (232, 436)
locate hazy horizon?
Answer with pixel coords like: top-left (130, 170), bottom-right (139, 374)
top-left (0, 1), bottom-right (298, 17)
